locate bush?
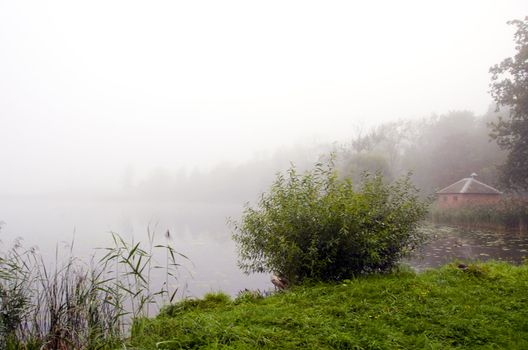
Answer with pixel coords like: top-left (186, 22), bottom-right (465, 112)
top-left (231, 158), bottom-right (428, 284)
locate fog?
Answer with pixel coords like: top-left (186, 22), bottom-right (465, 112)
top-left (1, 0), bottom-right (527, 196)
top-left (1, 1), bottom-right (527, 296)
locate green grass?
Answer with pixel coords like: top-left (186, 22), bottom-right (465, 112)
top-left (128, 262), bottom-right (528, 349)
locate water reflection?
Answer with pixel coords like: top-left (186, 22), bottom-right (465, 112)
top-left (0, 197), bottom-right (270, 298)
top-left (408, 224), bottom-right (528, 270)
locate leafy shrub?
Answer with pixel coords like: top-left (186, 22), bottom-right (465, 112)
top-left (231, 158), bottom-right (428, 284)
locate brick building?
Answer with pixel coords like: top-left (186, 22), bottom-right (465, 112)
top-left (436, 173), bottom-right (502, 209)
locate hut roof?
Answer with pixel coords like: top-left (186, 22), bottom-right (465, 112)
top-left (436, 175), bottom-right (502, 195)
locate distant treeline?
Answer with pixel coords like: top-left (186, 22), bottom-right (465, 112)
top-left (336, 107), bottom-right (506, 196)
top-left (127, 107), bottom-right (506, 202)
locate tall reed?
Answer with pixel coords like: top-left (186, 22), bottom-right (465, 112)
top-left (430, 197), bottom-right (528, 232)
top-left (0, 229), bottom-right (187, 349)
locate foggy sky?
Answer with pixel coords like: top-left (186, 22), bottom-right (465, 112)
top-left (1, 0), bottom-right (527, 194)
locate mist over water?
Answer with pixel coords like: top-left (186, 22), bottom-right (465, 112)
top-left (2, 195), bottom-right (526, 299)
top-left (1, 1), bottom-right (527, 195)
top-left (0, 197), bottom-right (269, 297)
top-left (1, 1), bottom-right (528, 300)
top-left (0, 145), bottom-right (325, 297)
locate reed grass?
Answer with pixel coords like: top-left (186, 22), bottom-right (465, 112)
top-left (0, 229), bottom-right (187, 349)
top-left (430, 197), bottom-right (528, 232)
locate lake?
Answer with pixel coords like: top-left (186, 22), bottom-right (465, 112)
top-left (408, 223), bottom-right (528, 270)
top-left (0, 196), bottom-right (269, 298)
top-left (1, 198), bottom-right (527, 299)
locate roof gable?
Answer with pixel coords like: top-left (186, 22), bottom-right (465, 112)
top-left (436, 177), bottom-right (501, 195)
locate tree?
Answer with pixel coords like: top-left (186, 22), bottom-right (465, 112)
top-left (231, 158), bottom-right (428, 285)
top-left (489, 17), bottom-right (528, 191)
top-left (402, 111), bottom-right (505, 194)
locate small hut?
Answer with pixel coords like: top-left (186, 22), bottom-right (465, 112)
top-left (436, 173), bottom-right (502, 209)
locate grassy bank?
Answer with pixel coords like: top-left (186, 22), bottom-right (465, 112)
top-left (129, 262), bottom-right (528, 349)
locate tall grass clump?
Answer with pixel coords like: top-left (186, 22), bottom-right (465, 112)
top-left (231, 157), bottom-right (429, 285)
top-left (0, 229), bottom-right (187, 350)
top-left (431, 197), bottom-right (528, 231)
top-left (0, 240), bottom-right (32, 349)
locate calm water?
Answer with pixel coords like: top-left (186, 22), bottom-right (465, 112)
top-left (408, 224), bottom-right (528, 270)
top-left (1, 198), bottom-right (527, 298)
top-left (0, 197), bottom-right (269, 298)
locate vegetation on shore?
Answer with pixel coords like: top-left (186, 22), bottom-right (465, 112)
top-left (430, 197), bottom-right (528, 231)
top-left (232, 158), bottom-right (428, 285)
top-left (129, 261), bottom-right (528, 349)
top-left (0, 231), bottom-right (186, 350)
top-left (489, 16), bottom-right (528, 192)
